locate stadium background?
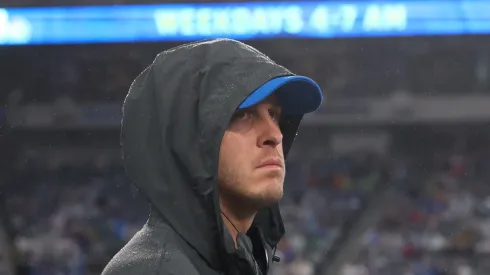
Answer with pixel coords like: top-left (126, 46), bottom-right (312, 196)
top-left (1, 0), bottom-right (490, 275)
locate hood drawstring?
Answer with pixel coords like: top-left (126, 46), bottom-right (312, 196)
top-left (272, 246), bottom-right (281, 262)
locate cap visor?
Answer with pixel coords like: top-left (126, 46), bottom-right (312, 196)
top-left (239, 75), bottom-right (323, 115)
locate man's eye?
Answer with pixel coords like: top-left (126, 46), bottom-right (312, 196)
top-left (231, 110), bottom-right (250, 121)
top-left (269, 109), bottom-right (280, 122)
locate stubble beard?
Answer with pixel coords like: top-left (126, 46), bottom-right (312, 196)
top-left (218, 167), bottom-right (285, 214)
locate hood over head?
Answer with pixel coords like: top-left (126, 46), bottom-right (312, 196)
top-left (121, 38), bottom-right (320, 271)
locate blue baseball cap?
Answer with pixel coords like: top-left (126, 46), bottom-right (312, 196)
top-left (239, 75), bottom-right (323, 114)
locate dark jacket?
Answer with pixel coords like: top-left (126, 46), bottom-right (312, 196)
top-left (101, 39), bottom-right (305, 275)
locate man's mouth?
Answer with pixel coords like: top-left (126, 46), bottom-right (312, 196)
top-left (257, 158), bottom-right (283, 169)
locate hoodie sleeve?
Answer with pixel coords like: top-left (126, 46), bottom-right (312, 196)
top-left (101, 226), bottom-right (202, 275)
top-left (102, 259), bottom-right (201, 275)
top-left (101, 246), bottom-right (202, 275)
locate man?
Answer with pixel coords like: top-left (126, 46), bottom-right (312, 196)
top-left (102, 38), bottom-right (323, 275)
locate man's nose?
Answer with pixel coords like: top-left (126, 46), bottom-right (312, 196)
top-left (257, 114), bottom-right (283, 148)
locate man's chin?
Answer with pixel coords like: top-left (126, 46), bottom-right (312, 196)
top-left (247, 189), bottom-right (283, 209)
top-left (221, 181), bottom-right (284, 210)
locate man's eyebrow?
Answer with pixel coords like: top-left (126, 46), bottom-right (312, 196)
top-left (271, 103), bottom-right (281, 110)
top-left (263, 97), bottom-right (280, 107)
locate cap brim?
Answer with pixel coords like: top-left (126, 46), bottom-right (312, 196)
top-left (238, 75), bottom-right (323, 115)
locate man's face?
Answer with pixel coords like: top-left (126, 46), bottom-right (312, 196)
top-left (218, 96), bottom-right (285, 210)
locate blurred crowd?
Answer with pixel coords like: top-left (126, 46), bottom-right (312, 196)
top-left (1, 37), bottom-right (489, 107)
top-left (4, 149), bottom-right (146, 275)
top-left (340, 147), bottom-right (490, 275)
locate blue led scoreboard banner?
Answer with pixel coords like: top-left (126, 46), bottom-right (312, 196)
top-left (0, 1), bottom-right (489, 45)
